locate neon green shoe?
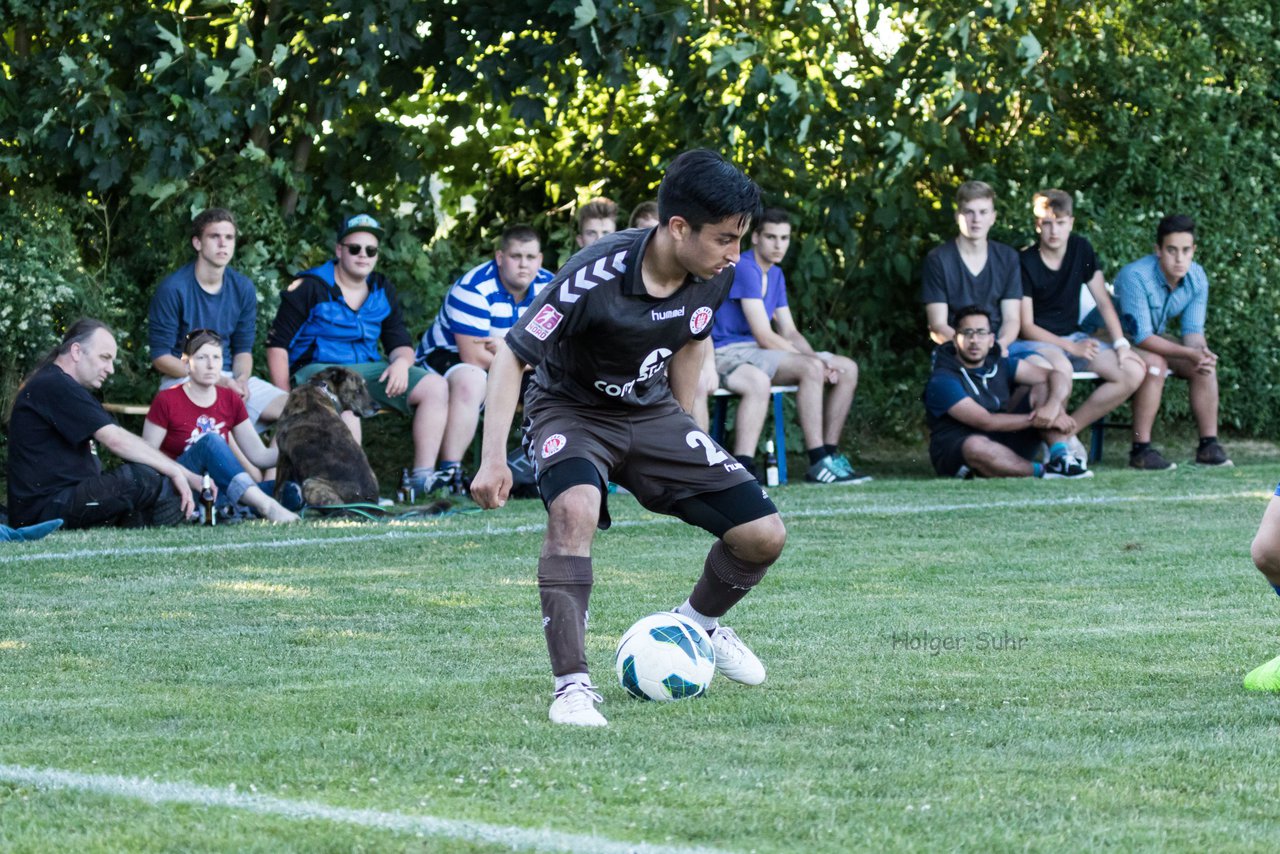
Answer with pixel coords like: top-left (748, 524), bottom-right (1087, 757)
top-left (1243, 653), bottom-right (1280, 691)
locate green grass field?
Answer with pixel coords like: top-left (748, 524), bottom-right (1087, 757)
top-left (4, 459), bottom-right (1280, 852)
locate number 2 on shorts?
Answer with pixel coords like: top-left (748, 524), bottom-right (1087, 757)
top-left (686, 430), bottom-right (729, 466)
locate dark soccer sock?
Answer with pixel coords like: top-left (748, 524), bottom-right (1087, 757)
top-left (824, 444), bottom-right (838, 459)
top-left (688, 540), bottom-right (773, 618)
top-left (537, 555), bottom-right (593, 677)
top-left (1131, 441), bottom-right (1151, 455)
top-left (734, 455), bottom-right (760, 479)
top-left (1198, 436), bottom-right (1218, 449)
top-left (807, 447), bottom-right (827, 465)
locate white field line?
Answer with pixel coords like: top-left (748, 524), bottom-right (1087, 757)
top-left (0, 490), bottom-right (1263, 567)
top-left (0, 763), bottom-right (733, 854)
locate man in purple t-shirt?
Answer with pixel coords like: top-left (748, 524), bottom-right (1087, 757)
top-left (711, 208), bottom-right (868, 485)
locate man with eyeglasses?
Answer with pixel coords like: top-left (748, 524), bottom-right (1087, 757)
top-left (924, 305), bottom-right (1090, 479)
top-left (266, 214), bottom-right (449, 495)
top-left (415, 225), bottom-right (554, 494)
top-left (922, 181), bottom-right (1080, 464)
top-left (148, 208), bottom-right (287, 430)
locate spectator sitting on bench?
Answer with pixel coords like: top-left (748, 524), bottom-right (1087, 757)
top-left (923, 180), bottom-right (1076, 451)
top-left (1113, 213), bottom-right (1232, 469)
top-left (415, 225), bottom-right (555, 492)
top-left (6, 319), bottom-right (199, 529)
top-left (924, 306), bottom-right (1090, 479)
top-left (143, 330), bottom-right (299, 523)
top-left (149, 208), bottom-right (287, 433)
top-left (711, 208), bottom-right (867, 485)
top-left (266, 213), bottom-right (451, 497)
top-left (1018, 188), bottom-right (1145, 460)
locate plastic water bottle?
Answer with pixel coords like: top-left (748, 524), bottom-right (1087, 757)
top-left (398, 468), bottom-right (415, 505)
top-left (764, 440), bottom-right (779, 488)
top-left (200, 474), bottom-right (216, 526)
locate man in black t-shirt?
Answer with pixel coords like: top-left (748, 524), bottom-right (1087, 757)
top-left (1018, 189), bottom-right (1145, 455)
top-left (470, 150), bottom-right (786, 728)
top-left (921, 181), bottom-right (1078, 460)
top-left (7, 320), bottom-right (199, 529)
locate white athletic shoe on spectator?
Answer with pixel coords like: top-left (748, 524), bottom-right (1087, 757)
top-left (549, 682), bottom-right (607, 727)
top-left (1067, 435), bottom-right (1089, 469)
top-left (711, 626), bottom-right (766, 685)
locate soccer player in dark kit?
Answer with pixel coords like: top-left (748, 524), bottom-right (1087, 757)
top-left (469, 150), bottom-right (787, 727)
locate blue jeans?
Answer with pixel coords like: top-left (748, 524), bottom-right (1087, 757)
top-left (176, 433), bottom-right (257, 507)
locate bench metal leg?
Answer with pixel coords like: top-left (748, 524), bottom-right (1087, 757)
top-left (1090, 417), bottom-right (1105, 464)
top-left (711, 397), bottom-right (728, 445)
top-left (773, 391), bottom-right (788, 484)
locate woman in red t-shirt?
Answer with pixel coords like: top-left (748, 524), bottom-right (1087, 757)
top-left (143, 331), bottom-right (298, 523)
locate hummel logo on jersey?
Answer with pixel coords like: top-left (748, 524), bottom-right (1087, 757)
top-left (558, 251), bottom-right (627, 304)
top-left (651, 307), bottom-right (685, 322)
top-left (525, 305), bottom-right (563, 340)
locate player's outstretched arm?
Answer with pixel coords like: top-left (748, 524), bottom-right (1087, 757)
top-left (470, 342), bottom-right (527, 509)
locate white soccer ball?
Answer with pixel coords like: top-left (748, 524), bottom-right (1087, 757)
top-left (615, 612), bottom-right (716, 701)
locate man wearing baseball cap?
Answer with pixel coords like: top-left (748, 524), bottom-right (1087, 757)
top-left (266, 214), bottom-right (450, 496)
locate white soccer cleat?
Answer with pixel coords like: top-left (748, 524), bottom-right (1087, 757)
top-left (549, 682), bottom-right (607, 727)
top-left (710, 626), bottom-right (766, 686)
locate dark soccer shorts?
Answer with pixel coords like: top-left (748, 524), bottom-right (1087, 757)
top-left (524, 397), bottom-right (758, 516)
top-left (930, 426), bottom-right (1043, 477)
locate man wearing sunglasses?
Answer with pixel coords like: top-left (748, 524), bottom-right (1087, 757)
top-left (266, 214), bottom-right (449, 495)
top-left (924, 305), bottom-right (1090, 479)
top-left (148, 208), bottom-right (288, 431)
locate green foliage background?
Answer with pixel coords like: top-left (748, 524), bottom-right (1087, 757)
top-left (3, 0), bottom-right (1278, 456)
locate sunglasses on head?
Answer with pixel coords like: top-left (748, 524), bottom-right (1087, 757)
top-left (182, 328), bottom-right (221, 355)
top-left (342, 243), bottom-right (379, 258)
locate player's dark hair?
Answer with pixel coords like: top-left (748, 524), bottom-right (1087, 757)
top-left (953, 305), bottom-right (993, 330)
top-left (628, 200), bottom-right (658, 228)
top-left (657, 149), bottom-right (762, 231)
top-left (754, 207), bottom-right (791, 232)
top-left (499, 225), bottom-right (541, 252)
top-left (576, 198), bottom-right (618, 231)
top-left (1156, 214), bottom-right (1196, 247)
top-left (23, 318), bottom-right (113, 385)
top-left (191, 208), bottom-right (237, 241)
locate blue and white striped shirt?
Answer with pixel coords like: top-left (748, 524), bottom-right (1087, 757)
top-left (416, 260), bottom-right (554, 360)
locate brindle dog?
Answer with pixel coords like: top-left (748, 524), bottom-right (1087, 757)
top-left (274, 367), bottom-right (380, 507)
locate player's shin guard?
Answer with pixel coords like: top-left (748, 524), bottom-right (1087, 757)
top-left (538, 555), bottom-right (593, 677)
top-left (689, 540), bottom-right (773, 619)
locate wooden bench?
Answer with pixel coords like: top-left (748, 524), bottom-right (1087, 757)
top-left (709, 385), bottom-right (799, 484)
top-left (103, 402), bottom-right (150, 417)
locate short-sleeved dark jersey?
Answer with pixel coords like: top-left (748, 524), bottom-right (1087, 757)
top-left (504, 228), bottom-right (734, 413)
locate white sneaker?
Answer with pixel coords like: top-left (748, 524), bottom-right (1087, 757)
top-left (710, 626), bottom-right (766, 685)
top-left (1067, 436), bottom-right (1089, 469)
top-left (549, 682), bottom-right (607, 727)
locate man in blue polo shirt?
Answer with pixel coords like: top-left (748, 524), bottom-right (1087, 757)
top-left (416, 225), bottom-right (554, 487)
top-left (1114, 213), bottom-right (1231, 469)
top-left (266, 213), bottom-right (451, 496)
top-left (148, 208), bottom-right (287, 430)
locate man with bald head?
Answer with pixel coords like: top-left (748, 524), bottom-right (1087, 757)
top-left (7, 319), bottom-right (199, 529)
